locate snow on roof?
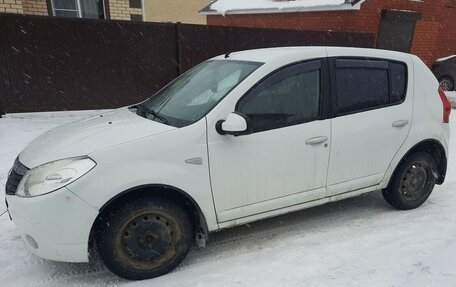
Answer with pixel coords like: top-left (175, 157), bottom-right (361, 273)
top-left (201, 0), bottom-right (365, 15)
top-left (436, 55), bottom-right (456, 62)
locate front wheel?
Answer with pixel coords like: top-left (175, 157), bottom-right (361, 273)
top-left (382, 152), bottom-right (437, 210)
top-left (96, 196), bottom-right (194, 280)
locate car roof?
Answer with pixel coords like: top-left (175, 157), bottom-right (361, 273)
top-left (211, 46), bottom-right (412, 63)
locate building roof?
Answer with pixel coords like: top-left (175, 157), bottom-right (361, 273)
top-left (200, 0), bottom-right (366, 16)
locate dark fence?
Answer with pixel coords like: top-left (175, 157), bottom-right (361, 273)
top-left (0, 13), bottom-right (375, 114)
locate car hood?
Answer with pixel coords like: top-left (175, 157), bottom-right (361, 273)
top-left (19, 108), bottom-right (176, 168)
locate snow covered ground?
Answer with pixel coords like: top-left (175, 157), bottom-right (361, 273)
top-left (1, 110), bottom-right (456, 286)
top-left (447, 91), bottom-right (456, 108)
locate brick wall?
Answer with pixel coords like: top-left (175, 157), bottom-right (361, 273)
top-left (432, 2), bottom-right (456, 62)
top-left (207, 0), bottom-right (456, 66)
top-left (22, 0), bottom-right (48, 16)
top-left (0, 0), bottom-right (146, 22)
top-left (0, 0), bottom-right (24, 14)
top-left (144, 0), bottom-right (209, 24)
top-left (109, 0), bottom-right (142, 21)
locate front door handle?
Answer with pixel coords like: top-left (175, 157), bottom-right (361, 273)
top-left (306, 136), bottom-right (328, 145)
top-left (392, 120), bottom-right (409, 128)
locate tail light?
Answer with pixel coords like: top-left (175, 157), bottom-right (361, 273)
top-left (438, 87), bottom-right (451, 123)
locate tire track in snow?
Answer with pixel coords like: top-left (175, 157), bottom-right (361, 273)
top-left (177, 192), bottom-right (387, 270)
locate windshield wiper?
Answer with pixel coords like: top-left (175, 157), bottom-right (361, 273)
top-left (137, 104), bottom-right (169, 125)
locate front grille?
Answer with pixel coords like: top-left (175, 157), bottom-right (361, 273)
top-left (5, 157), bottom-right (29, 195)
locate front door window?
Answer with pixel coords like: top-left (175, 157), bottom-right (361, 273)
top-left (237, 61), bottom-right (321, 133)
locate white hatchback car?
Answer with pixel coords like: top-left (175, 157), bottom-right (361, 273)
top-left (6, 47), bottom-right (451, 280)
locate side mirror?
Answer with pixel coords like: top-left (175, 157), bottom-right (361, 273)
top-left (216, 112), bottom-right (249, 136)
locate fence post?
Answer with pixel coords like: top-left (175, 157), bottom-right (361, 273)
top-left (175, 22), bottom-right (181, 76)
top-left (0, 97), bottom-right (4, 118)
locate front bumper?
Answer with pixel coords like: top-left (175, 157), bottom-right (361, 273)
top-left (6, 187), bottom-right (98, 262)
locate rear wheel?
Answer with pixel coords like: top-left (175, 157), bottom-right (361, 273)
top-left (382, 152), bottom-right (437, 210)
top-left (439, 76), bottom-right (455, 91)
top-left (96, 196), bottom-right (194, 280)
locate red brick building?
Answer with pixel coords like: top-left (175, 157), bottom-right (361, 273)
top-left (201, 0), bottom-right (456, 66)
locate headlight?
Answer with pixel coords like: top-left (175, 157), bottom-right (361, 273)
top-left (16, 157), bottom-right (96, 198)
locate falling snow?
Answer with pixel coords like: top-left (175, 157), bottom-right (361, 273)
top-left (1, 109), bottom-right (456, 286)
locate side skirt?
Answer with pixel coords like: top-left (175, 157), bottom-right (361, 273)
top-left (216, 184), bottom-right (380, 230)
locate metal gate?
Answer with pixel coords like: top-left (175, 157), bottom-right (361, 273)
top-left (377, 10), bottom-right (421, 53)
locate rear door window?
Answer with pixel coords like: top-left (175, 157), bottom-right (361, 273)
top-left (334, 59), bottom-right (407, 116)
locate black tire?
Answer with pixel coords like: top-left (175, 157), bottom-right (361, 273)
top-left (382, 152), bottom-right (437, 210)
top-left (96, 196), bottom-right (194, 280)
top-left (439, 76), bottom-right (455, 91)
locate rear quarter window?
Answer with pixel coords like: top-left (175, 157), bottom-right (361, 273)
top-left (390, 62), bottom-right (407, 104)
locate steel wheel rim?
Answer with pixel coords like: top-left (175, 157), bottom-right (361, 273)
top-left (440, 78), bottom-right (454, 91)
top-left (400, 160), bottom-right (432, 202)
top-left (115, 210), bottom-right (181, 270)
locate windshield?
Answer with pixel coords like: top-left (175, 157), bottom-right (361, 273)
top-left (137, 60), bottom-right (262, 127)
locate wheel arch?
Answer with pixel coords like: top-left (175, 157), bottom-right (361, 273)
top-left (388, 139), bottom-right (447, 187)
top-left (438, 74), bottom-right (455, 81)
top-left (90, 184), bottom-right (209, 249)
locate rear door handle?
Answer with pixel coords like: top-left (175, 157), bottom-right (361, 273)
top-left (392, 120), bottom-right (409, 128)
top-left (306, 136), bottom-right (328, 145)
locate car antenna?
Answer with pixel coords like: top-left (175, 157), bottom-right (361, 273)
top-left (224, 52), bottom-right (231, 58)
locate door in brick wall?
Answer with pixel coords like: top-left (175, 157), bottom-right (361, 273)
top-left (377, 10), bottom-right (421, 53)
